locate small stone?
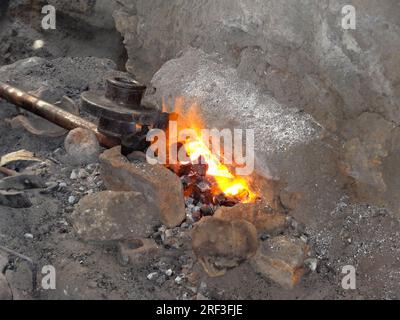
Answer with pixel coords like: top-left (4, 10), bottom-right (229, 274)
top-left (78, 169), bottom-right (89, 179)
top-left (147, 272), bottom-right (158, 281)
top-left (182, 292), bottom-right (191, 300)
top-left (165, 229), bottom-right (173, 238)
top-left (24, 233), bottom-right (33, 240)
top-left (68, 196), bottom-right (77, 205)
top-left (198, 281), bottom-right (207, 294)
top-left (175, 275), bottom-right (184, 285)
top-left (85, 163), bottom-right (98, 173)
top-left (196, 293), bottom-right (209, 300)
top-left (181, 222), bottom-right (189, 229)
top-left (64, 128), bottom-right (100, 165)
top-left (305, 258), bottom-right (318, 272)
top-left (59, 182), bottom-right (67, 188)
top-left (165, 269), bottom-right (174, 277)
top-left (300, 235), bottom-right (308, 243)
top-left (70, 170), bottom-right (78, 180)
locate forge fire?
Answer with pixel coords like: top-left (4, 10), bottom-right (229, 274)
top-left (150, 100), bottom-right (259, 218)
top-left (0, 0), bottom-right (400, 305)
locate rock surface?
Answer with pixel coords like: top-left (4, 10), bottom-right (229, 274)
top-left (114, 0), bottom-right (400, 127)
top-left (72, 190), bottom-right (160, 242)
top-left (99, 147), bottom-right (186, 228)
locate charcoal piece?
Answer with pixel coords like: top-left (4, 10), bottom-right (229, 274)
top-left (178, 162), bottom-right (193, 177)
top-left (192, 180), bottom-right (213, 205)
top-left (213, 193), bottom-right (227, 205)
top-left (180, 175), bottom-right (192, 187)
top-left (201, 193), bottom-right (214, 205)
top-left (200, 205), bottom-right (215, 216)
top-left (221, 198), bottom-right (240, 207)
top-left (213, 193), bottom-right (239, 207)
top-left (185, 197), bottom-right (195, 206)
top-left (191, 156), bottom-right (208, 177)
top-left (196, 180), bottom-right (211, 193)
top-left (191, 209), bottom-right (202, 222)
top-left (183, 184), bottom-right (195, 200)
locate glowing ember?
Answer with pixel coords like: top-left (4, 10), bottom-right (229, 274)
top-left (163, 98), bottom-right (258, 204)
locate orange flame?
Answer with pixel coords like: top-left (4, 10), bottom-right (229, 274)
top-left (164, 98), bottom-right (258, 203)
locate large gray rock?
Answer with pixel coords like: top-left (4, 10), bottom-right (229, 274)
top-left (72, 190), bottom-right (161, 242)
top-left (114, 0), bottom-right (400, 126)
top-left (146, 48), bottom-right (343, 227)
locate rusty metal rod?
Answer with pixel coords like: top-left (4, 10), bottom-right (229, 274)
top-left (0, 82), bottom-right (120, 148)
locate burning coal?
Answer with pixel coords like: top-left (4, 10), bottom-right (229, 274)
top-left (146, 98), bottom-right (259, 217)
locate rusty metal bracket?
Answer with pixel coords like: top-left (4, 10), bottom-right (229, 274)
top-left (81, 76), bottom-right (166, 139)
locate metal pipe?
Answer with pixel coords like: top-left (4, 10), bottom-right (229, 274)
top-left (0, 82), bottom-right (120, 148)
